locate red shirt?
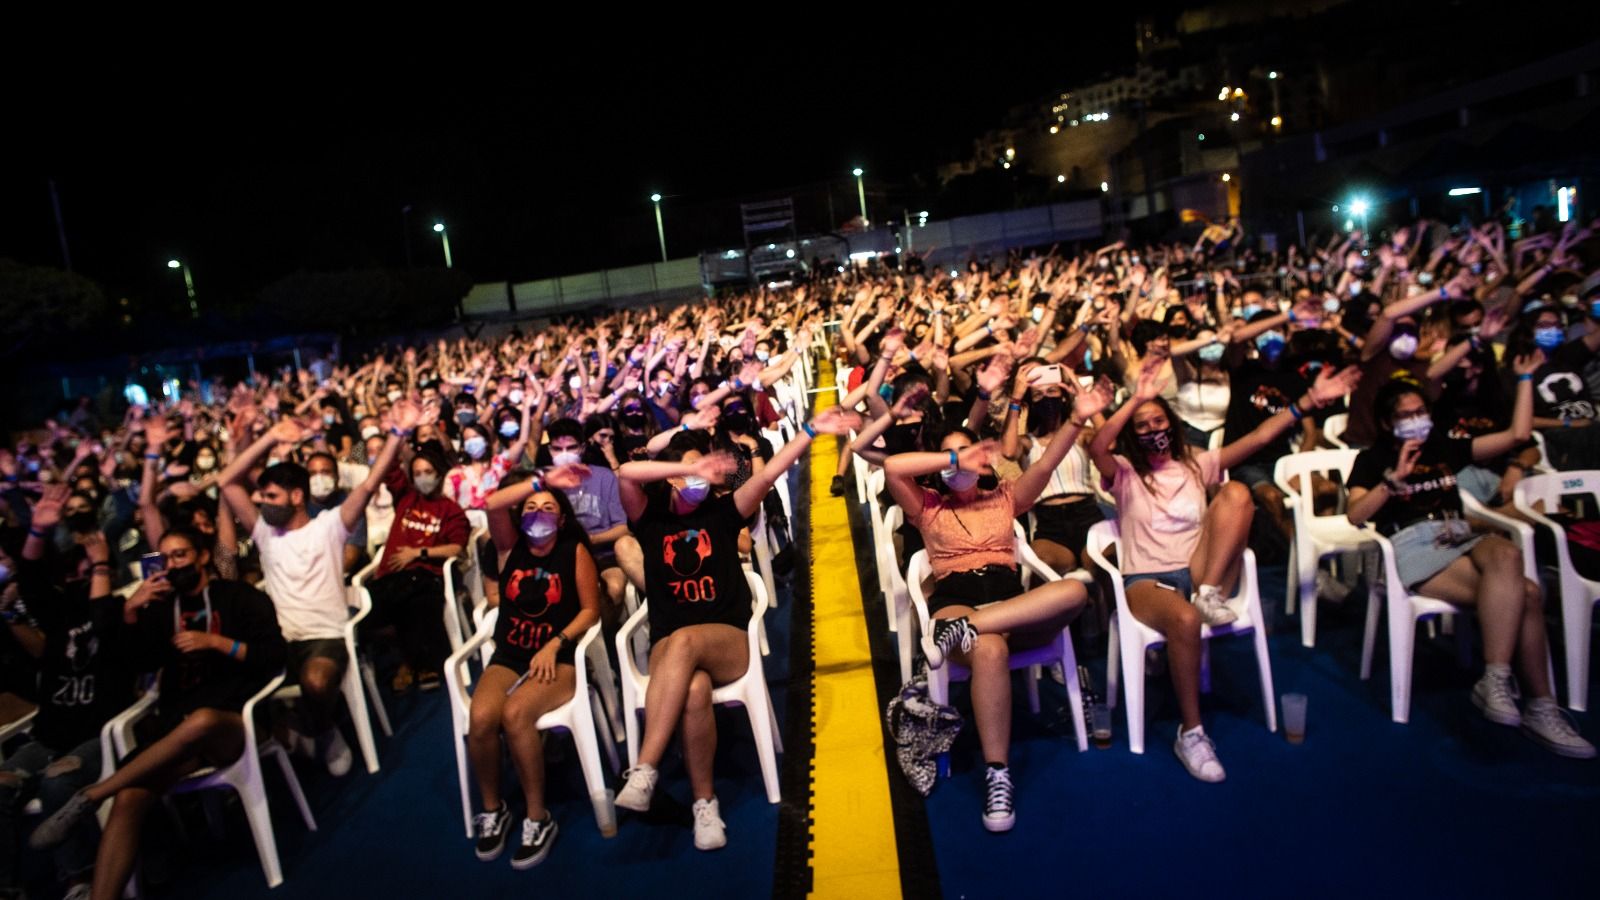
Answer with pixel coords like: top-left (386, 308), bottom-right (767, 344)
top-left (382, 466), bottom-right (471, 574)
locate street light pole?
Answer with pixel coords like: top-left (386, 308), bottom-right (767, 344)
top-left (433, 222), bottom-right (453, 268)
top-left (167, 259), bottom-right (198, 318)
top-left (651, 193), bottom-right (667, 262)
top-left (852, 167), bottom-right (868, 226)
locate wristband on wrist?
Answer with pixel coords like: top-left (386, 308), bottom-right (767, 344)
top-left (730, 378), bottom-right (746, 391)
top-left (1518, 373), bottom-right (1533, 382)
top-left (389, 427), bottom-right (411, 438)
top-left (1286, 309), bottom-right (1297, 324)
top-left (27, 527), bottom-right (47, 539)
top-left (1078, 323), bottom-right (1092, 334)
top-left (802, 423), bottom-right (817, 439)
top-left (947, 449), bottom-right (959, 470)
top-left (229, 640), bottom-right (241, 659)
top-left (976, 388), bottom-right (992, 401)
top-left (529, 473), bottom-right (544, 493)
top-left (144, 453), bottom-right (161, 461)
top-left (1439, 286), bottom-right (1449, 300)
top-left (1008, 402), bottom-right (1023, 412)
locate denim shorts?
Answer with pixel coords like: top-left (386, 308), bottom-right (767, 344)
top-left (1123, 568), bottom-right (1194, 601)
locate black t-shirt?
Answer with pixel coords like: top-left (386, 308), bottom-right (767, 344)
top-left (1531, 338), bottom-right (1598, 422)
top-left (630, 488), bottom-right (751, 642)
top-left (493, 536), bottom-right (585, 670)
top-left (1349, 435), bottom-right (1474, 535)
top-left (133, 579), bottom-right (287, 722)
top-left (1222, 359), bottom-right (1311, 470)
top-left (15, 559), bottom-right (136, 753)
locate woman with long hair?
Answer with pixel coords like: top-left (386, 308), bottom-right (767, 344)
top-left (883, 377), bottom-right (1112, 832)
top-left (1345, 365), bottom-right (1593, 758)
top-left (469, 468), bottom-right (601, 867)
top-left (1088, 357), bottom-right (1357, 781)
top-left (611, 407), bottom-right (857, 850)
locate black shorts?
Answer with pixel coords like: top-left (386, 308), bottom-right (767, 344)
top-left (285, 639), bottom-right (349, 683)
top-left (1030, 498), bottom-right (1103, 558)
top-left (927, 565), bottom-right (1025, 615)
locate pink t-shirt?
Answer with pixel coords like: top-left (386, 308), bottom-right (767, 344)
top-left (910, 481), bottom-right (1018, 579)
top-left (1105, 450), bottom-right (1221, 575)
top-left (445, 454), bottom-right (512, 511)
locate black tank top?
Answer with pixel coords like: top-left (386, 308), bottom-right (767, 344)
top-left (493, 535), bottom-right (584, 668)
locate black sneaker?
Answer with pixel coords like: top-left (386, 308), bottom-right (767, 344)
top-left (474, 805), bottom-right (512, 861)
top-left (829, 475), bottom-right (846, 496)
top-left (511, 813), bottom-right (558, 869)
top-left (982, 766), bottom-right (1015, 832)
top-left (920, 616), bottom-right (976, 670)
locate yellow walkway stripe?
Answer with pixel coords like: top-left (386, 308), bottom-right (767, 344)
top-left (807, 359), bottom-right (902, 899)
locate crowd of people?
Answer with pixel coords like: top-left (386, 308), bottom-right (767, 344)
top-left (1, 211), bottom-right (1598, 895)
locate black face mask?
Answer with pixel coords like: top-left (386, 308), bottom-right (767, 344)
top-left (65, 511), bottom-right (97, 533)
top-left (260, 503), bottom-right (295, 528)
top-left (1030, 396), bottom-right (1067, 435)
top-left (722, 411), bottom-right (755, 434)
top-left (167, 563), bottom-right (203, 595)
top-left (1168, 323), bottom-right (1191, 338)
top-left (621, 411), bottom-right (648, 428)
top-left (883, 422), bottom-right (923, 453)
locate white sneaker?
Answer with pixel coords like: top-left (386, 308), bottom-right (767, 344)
top-left (64, 884), bottom-right (92, 900)
top-left (1174, 726), bottom-right (1226, 783)
top-left (1315, 570), bottom-right (1351, 603)
top-left (322, 729), bottom-right (353, 777)
top-left (691, 797), bottom-right (727, 851)
top-left (1522, 699), bottom-right (1597, 759)
top-left (615, 764), bottom-right (658, 812)
top-left (1192, 585), bottom-right (1237, 627)
top-left (1471, 671), bottom-right (1521, 726)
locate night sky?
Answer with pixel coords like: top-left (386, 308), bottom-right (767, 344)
top-left (3, 20), bottom-right (1138, 312)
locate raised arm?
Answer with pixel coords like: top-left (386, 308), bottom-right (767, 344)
top-left (219, 419), bottom-right (308, 535)
top-left (1471, 351), bottom-right (1540, 461)
top-left (1090, 356), bottom-right (1165, 476)
top-left (341, 399), bottom-right (435, 532)
top-left (616, 453), bottom-right (736, 522)
top-left (1216, 366), bottom-right (1361, 471)
top-left (733, 407), bottom-right (859, 518)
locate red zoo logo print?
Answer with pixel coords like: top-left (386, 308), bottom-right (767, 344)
top-left (505, 567), bottom-right (561, 616)
top-left (662, 529), bottom-right (713, 577)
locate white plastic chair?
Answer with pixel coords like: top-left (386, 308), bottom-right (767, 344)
top-left (353, 548), bottom-right (469, 656)
top-left (880, 505), bottom-right (916, 684)
top-left (1322, 413), bottom-right (1349, 449)
top-left (865, 468), bottom-right (899, 632)
top-left (904, 537), bottom-right (1090, 755)
top-left (105, 673), bottom-right (316, 888)
top-left (1207, 428), bottom-right (1229, 482)
top-left (0, 710), bottom-right (36, 761)
top-left (271, 584), bottom-right (385, 773)
top-left (615, 570), bottom-right (783, 803)
top-left (1274, 449), bottom-right (1370, 647)
top-left (1515, 470), bottom-right (1600, 711)
top-left (1357, 532), bottom-right (1467, 723)
top-left (442, 610), bottom-right (621, 838)
top-left (1084, 520), bottom-right (1278, 752)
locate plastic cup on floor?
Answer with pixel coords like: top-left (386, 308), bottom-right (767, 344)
top-left (1090, 704), bottom-right (1113, 749)
top-left (1282, 693), bottom-right (1308, 744)
top-left (594, 789), bottom-right (617, 838)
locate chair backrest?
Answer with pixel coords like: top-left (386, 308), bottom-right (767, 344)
top-left (1207, 429), bottom-right (1230, 482)
top-left (1083, 519), bottom-right (1122, 579)
top-left (1517, 469), bottom-right (1600, 517)
top-left (1273, 448), bottom-right (1358, 519)
top-left (1322, 413), bottom-right (1349, 448)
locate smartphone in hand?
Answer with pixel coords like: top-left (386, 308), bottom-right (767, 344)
top-left (138, 552), bottom-right (166, 580)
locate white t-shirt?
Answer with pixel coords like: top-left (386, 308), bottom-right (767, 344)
top-left (253, 509), bottom-right (351, 642)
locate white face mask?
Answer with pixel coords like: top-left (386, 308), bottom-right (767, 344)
top-left (552, 450), bottom-right (583, 467)
top-left (309, 473), bottom-right (336, 500)
top-left (360, 426), bottom-right (381, 441)
top-left (1389, 334), bottom-right (1418, 360)
top-left (508, 390), bottom-right (524, 406)
top-left (195, 454), bottom-right (217, 471)
top-left (1393, 413), bottom-right (1431, 443)
top-left (386, 390), bottom-right (403, 403)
